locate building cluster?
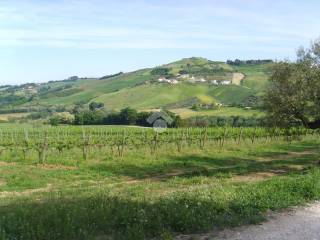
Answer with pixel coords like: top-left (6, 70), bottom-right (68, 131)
top-left (211, 80), bottom-right (232, 85)
top-left (158, 74), bottom-right (232, 86)
top-left (157, 77), bottom-right (179, 85)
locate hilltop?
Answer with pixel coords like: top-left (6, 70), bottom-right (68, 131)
top-left (0, 57), bottom-right (273, 119)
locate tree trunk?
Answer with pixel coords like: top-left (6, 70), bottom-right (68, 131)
top-left (307, 119), bottom-right (320, 129)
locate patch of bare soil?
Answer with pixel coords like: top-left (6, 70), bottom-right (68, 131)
top-left (32, 164), bottom-right (77, 171)
top-left (0, 161), bottom-right (16, 167)
top-left (231, 172), bottom-right (278, 182)
top-left (0, 178), bottom-right (6, 186)
top-left (258, 150), bottom-right (316, 162)
top-left (0, 184), bottom-right (53, 198)
top-left (232, 73), bottom-right (245, 85)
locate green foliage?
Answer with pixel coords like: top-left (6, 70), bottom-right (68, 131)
top-left (74, 110), bottom-right (104, 125)
top-left (48, 116), bottom-right (59, 126)
top-left (49, 112), bottom-right (75, 125)
top-left (99, 72), bottom-right (123, 80)
top-left (119, 107), bottom-right (138, 125)
top-left (89, 101), bottom-right (104, 111)
top-left (150, 67), bottom-right (171, 76)
top-left (264, 39), bottom-right (320, 128)
top-left (73, 104), bottom-right (182, 127)
top-left (227, 59), bottom-right (273, 66)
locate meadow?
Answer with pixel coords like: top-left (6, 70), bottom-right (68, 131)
top-left (1, 125), bottom-right (320, 239)
top-left (170, 107), bottom-right (264, 119)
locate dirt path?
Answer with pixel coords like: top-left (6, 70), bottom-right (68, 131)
top-left (232, 73), bottom-right (245, 85)
top-left (176, 202), bottom-right (320, 240)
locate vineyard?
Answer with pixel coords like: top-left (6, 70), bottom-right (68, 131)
top-left (1, 125), bottom-right (320, 240)
top-left (0, 126), bottom-right (317, 163)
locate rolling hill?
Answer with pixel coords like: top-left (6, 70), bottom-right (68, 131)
top-left (0, 57), bottom-right (272, 118)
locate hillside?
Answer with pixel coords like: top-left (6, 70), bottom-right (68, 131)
top-left (0, 57), bottom-right (272, 118)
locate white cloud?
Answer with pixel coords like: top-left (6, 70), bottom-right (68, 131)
top-left (0, 0), bottom-right (318, 50)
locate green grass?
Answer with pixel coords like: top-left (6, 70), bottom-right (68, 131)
top-left (15, 59), bottom-right (270, 112)
top-left (171, 107), bottom-right (264, 118)
top-left (1, 133), bottom-right (320, 240)
top-left (93, 83), bottom-right (256, 110)
top-left (234, 63), bottom-right (273, 92)
top-left (209, 85), bottom-right (255, 104)
top-left (164, 57), bottom-right (234, 75)
top-left (35, 71), bottom-right (152, 106)
top-left (93, 83), bottom-right (217, 110)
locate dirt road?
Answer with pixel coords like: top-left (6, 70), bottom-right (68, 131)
top-left (231, 73), bottom-right (245, 85)
top-left (176, 202), bottom-right (320, 240)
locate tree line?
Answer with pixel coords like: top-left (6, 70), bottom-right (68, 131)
top-left (227, 59), bottom-right (273, 66)
top-left (48, 102), bottom-right (182, 127)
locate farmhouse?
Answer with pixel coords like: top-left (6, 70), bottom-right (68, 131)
top-left (177, 74), bottom-right (190, 79)
top-left (158, 77), bottom-right (166, 82)
top-left (211, 80), bottom-right (231, 85)
top-left (221, 80), bottom-right (231, 85)
top-left (158, 77), bottom-right (179, 85)
top-left (170, 79), bottom-right (179, 84)
top-left (211, 80), bottom-right (219, 85)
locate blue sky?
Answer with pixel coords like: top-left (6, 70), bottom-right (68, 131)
top-left (0, 0), bottom-right (319, 85)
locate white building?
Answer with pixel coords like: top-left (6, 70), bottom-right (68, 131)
top-left (221, 80), bottom-right (231, 85)
top-left (178, 74), bottom-right (189, 79)
top-left (158, 77), bottom-right (166, 82)
top-left (211, 80), bottom-right (219, 85)
top-left (211, 80), bottom-right (231, 85)
top-left (170, 79), bottom-right (179, 84)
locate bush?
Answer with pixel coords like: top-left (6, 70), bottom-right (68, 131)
top-left (150, 68), bottom-right (171, 76)
top-left (49, 112), bottom-right (75, 125)
top-left (74, 110), bottom-right (104, 125)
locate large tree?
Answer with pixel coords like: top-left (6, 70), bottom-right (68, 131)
top-left (264, 39), bottom-right (320, 128)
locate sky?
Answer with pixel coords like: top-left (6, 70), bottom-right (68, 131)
top-left (0, 0), bottom-right (319, 85)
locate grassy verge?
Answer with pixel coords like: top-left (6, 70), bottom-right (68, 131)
top-left (0, 138), bottom-right (320, 240)
top-left (1, 169), bottom-right (320, 240)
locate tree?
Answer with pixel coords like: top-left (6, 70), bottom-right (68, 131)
top-left (150, 68), bottom-right (170, 76)
top-left (74, 110), bottom-right (104, 125)
top-left (89, 102), bottom-right (104, 111)
top-left (49, 116), bottom-right (59, 126)
top-left (136, 112), bottom-right (152, 127)
top-left (119, 107), bottom-right (138, 125)
top-left (264, 38), bottom-right (320, 128)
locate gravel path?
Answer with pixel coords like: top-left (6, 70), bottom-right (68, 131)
top-left (176, 202), bottom-right (320, 240)
top-left (215, 202), bottom-right (320, 240)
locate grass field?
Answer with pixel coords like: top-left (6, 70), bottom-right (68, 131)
top-left (93, 83), bottom-right (254, 110)
top-left (234, 63), bottom-right (273, 92)
top-left (170, 107), bottom-right (264, 118)
top-left (0, 126), bottom-right (320, 240)
top-left (0, 113), bottom-right (31, 121)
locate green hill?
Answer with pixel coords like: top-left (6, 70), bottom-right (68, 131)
top-left (0, 57), bottom-right (272, 118)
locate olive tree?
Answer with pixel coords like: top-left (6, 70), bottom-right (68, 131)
top-left (264, 38), bottom-right (320, 128)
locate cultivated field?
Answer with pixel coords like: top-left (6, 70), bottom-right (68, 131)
top-left (1, 125), bottom-right (320, 239)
